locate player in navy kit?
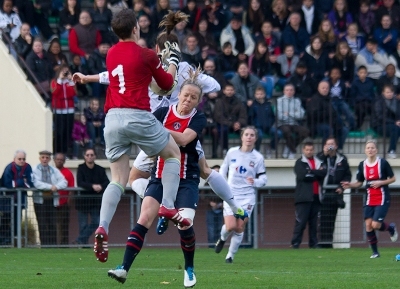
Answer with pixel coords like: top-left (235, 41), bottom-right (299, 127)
top-left (342, 140), bottom-right (398, 258)
top-left (107, 68), bottom-right (205, 287)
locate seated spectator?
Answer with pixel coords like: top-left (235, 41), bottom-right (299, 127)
top-left (0, 0), bottom-right (22, 42)
top-left (307, 80), bottom-right (348, 150)
top-left (248, 86), bottom-right (281, 158)
top-left (26, 37), bottom-right (54, 99)
top-left (268, 0), bottom-right (290, 37)
top-left (182, 0), bottom-right (202, 31)
top-left (203, 58), bottom-right (226, 93)
top-left (287, 60), bottom-right (317, 108)
top-left (172, 19), bottom-right (191, 48)
top-left (331, 41), bottom-right (355, 87)
top-left (84, 98), bottom-right (105, 147)
top-left (281, 12), bottom-right (309, 55)
top-left (328, 67), bottom-right (355, 131)
top-left (58, 0), bottom-right (80, 41)
top-left (215, 42), bottom-right (238, 80)
top-left (138, 14), bottom-right (155, 49)
top-left (255, 20), bottom-right (281, 55)
top-left (133, 0), bottom-right (150, 19)
top-left (181, 34), bottom-right (204, 68)
top-left (355, 38), bottom-right (394, 80)
top-left (371, 84), bottom-right (400, 159)
top-left (327, 0), bottom-right (353, 39)
top-left (90, 0), bottom-right (116, 44)
top-left (356, 0), bottom-right (375, 36)
top-left (200, 0), bottom-right (226, 45)
top-left (243, 0), bottom-right (265, 36)
top-left (301, 36), bottom-right (330, 83)
top-left (220, 13), bottom-right (255, 62)
top-left (373, 15), bottom-right (398, 55)
top-left (376, 63), bottom-right (400, 95)
top-left (72, 113), bottom-right (92, 159)
top-left (152, 0), bottom-right (170, 33)
top-left (274, 44), bottom-right (299, 87)
top-left (317, 19), bottom-right (337, 56)
top-left (314, 0), bottom-right (334, 15)
top-left (299, 0), bottom-right (323, 36)
top-left (350, 66), bottom-right (375, 130)
top-left (69, 10), bottom-right (102, 62)
top-left (87, 41), bottom-right (110, 98)
top-left (47, 38), bottom-right (69, 73)
top-left (69, 54), bottom-right (89, 98)
top-left (51, 64), bottom-right (76, 156)
top-left (213, 83), bottom-right (247, 156)
top-left (391, 39), bottom-right (400, 70)
top-left (276, 83), bottom-right (309, 159)
top-left (224, 0), bottom-right (244, 19)
top-left (194, 18), bottom-right (218, 54)
top-left (375, 0), bottom-right (400, 32)
top-left (230, 62), bottom-right (261, 109)
top-left (14, 22), bottom-right (33, 59)
top-left (343, 23), bottom-right (365, 55)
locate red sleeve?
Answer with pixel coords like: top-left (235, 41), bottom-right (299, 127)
top-left (68, 29), bottom-right (86, 57)
top-left (66, 170), bottom-right (75, 187)
top-left (145, 49), bottom-right (174, 90)
top-left (95, 30), bottom-right (102, 47)
top-left (51, 80), bottom-right (61, 107)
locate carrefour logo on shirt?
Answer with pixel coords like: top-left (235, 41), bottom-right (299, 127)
top-left (236, 166), bottom-right (247, 174)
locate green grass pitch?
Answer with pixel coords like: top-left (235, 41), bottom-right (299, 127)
top-left (1, 247), bottom-right (399, 288)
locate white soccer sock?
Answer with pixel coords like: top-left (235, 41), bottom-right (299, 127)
top-left (161, 158), bottom-right (181, 208)
top-left (220, 224), bottom-right (232, 241)
top-left (99, 182), bottom-right (124, 233)
top-left (207, 170), bottom-right (239, 213)
top-left (226, 232), bottom-right (244, 260)
top-left (131, 178), bottom-right (149, 199)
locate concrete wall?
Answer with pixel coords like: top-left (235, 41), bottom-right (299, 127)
top-left (0, 42), bottom-right (52, 170)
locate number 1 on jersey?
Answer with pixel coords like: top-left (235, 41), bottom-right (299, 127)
top-left (112, 64), bottom-right (126, 94)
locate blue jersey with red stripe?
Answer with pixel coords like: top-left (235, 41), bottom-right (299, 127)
top-left (152, 105), bottom-right (206, 181)
top-left (356, 157), bottom-right (394, 206)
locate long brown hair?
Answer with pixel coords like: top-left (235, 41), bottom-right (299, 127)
top-left (248, 0), bottom-right (264, 30)
top-left (156, 10), bottom-right (189, 49)
top-left (334, 41), bottom-right (353, 61)
top-left (318, 19), bottom-right (336, 43)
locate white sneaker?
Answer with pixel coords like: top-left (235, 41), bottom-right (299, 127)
top-left (282, 146), bottom-right (290, 159)
top-left (108, 265), bottom-right (127, 284)
top-left (184, 267), bottom-right (196, 288)
top-left (388, 150), bottom-right (397, 159)
top-left (288, 152), bottom-right (296, 160)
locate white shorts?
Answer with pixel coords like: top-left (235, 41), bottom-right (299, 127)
top-left (223, 194), bottom-right (255, 218)
top-left (104, 108), bottom-right (170, 163)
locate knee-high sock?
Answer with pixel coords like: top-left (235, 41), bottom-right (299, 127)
top-left (220, 224), bottom-right (232, 241)
top-left (379, 222), bottom-right (388, 231)
top-left (367, 230), bottom-right (378, 253)
top-left (179, 227), bottom-right (195, 269)
top-left (161, 158), bottom-right (181, 208)
top-left (131, 178), bottom-right (149, 199)
top-left (122, 224), bottom-right (148, 272)
top-left (207, 170), bottom-right (239, 213)
top-left (226, 232), bottom-right (244, 260)
top-left (99, 182), bottom-right (124, 233)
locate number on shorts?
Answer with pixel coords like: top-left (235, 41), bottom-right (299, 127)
top-left (112, 64), bottom-right (126, 94)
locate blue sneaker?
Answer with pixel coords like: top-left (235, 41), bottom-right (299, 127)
top-left (156, 216), bottom-right (169, 235)
top-left (233, 208), bottom-right (248, 220)
top-left (184, 267), bottom-right (196, 288)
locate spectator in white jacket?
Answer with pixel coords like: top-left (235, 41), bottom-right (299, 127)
top-left (0, 0), bottom-right (22, 42)
top-left (32, 150), bottom-right (67, 245)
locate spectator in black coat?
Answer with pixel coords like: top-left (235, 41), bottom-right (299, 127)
top-left (301, 36), bottom-right (330, 83)
top-left (84, 98), bottom-right (105, 146)
top-left (14, 23), bottom-right (32, 60)
top-left (281, 12), bottom-right (309, 55)
top-left (138, 14), bottom-right (156, 48)
top-left (376, 63), bottom-right (400, 95)
top-left (90, 0), bottom-right (116, 44)
top-left (69, 54), bottom-right (89, 97)
top-left (215, 42), bottom-right (239, 80)
top-left (87, 41), bottom-right (110, 98)
top-left (181, 34), bottom-right (204, 68)
top-left (58, 0), bottom-right (80, 41)
top-left (298, 0), bottom-right (323, 36)
top-left (287, 61), bottom-right (317, 108)
top-left (331, 41), bottom-right (355, 88)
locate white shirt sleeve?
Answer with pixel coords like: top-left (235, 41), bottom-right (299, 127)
top-left (197, 73), bottom-right (221, 94)
top-left (99, 71), bottom-right (110, 85)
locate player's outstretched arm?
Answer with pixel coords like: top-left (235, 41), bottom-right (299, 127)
top-left (72, 72), bottom-right (102, 84)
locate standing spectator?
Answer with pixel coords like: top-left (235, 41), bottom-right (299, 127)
top-left (0, 0), bottom-right (22, 42)
top-left (350, 66), bottom-right (375, 130)
top-left (58, 0), bottom-right (80, 41)
top-left (72, 113), bottom-right (93, 159)
top-left (213, 83), bottom-right (247, 156)
top-left (181, 35), bottom-right (204, 68)
top-left (138, 14), bottom-right (155, 49)
top-left (281, 12), bottom-right (309, 55)
top-left (371, 84), bottom-right (400, 159)
top-left (151, 0), bottom-right (170, 33)
top-left (14, 22), bottom-right (33, 59)
top-left (291, 142), bottom-right (327, 249)
top-left (268, 0), bottom-right (290, 36)
top-left (343, 23), bottom-right (365, 55)
top-left (342, 140), bottom-right (397, 258)
top-left (331, 41), bottom-right (355, 87)
top-left (47, 38), bottom-right (69, 73)
top-left (90, 0), bottom-right (115, 44)
top-left (69, 10), bottom-right (102, 62)
top-left (276, 83), bottom-right (309, 159)
top-left (376, 63), bottom-right (400, 95)
top-left (84, 98), bottom-right (105, 147)
top-left (0, 150), bottom-right (34, 245)
top-left (53, 152), bottom-right (74, 245)
top-left (32, 150), bottom-right (67, 245)
top-left (215, 42), bottom-right (238, 80)
top-left (327, 0), bottom-right (353, 39)
top-left (243, 0), bottom-right (265, 36)
top-left (375, 0), bottom-right (400, 32)
top-left (317, 138), bottom-right (351, 248)
top-left (373, 15), bottom-right (398, 55)
top-left (51, 64), bottom-right (76, 156)
top-left (299, 0), bottom-right (323, 36)
top-left (87, 41), bottom-right (110, 99)
top-left (69, 54), bottom-right (89, 98)
top-left (275, 44), bottom-right (300, 87)
top-left (301, 36), bottom-right (330, 83)
top-left (356, 0), bottom-right (375, 36)
top-left (287, 60), bottom-right (317, 108)
top-left (255, 21), bottom-right (281, 56)
top-left (74, 148), bottom-right (109, 245)
top-left (230, 62), bottom-right (261, 107)
top-left (220, 13), bottom-right (255, 62)
top-left (316, 19), bottom-right (337, 55)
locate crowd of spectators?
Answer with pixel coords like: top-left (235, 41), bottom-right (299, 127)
top-left (2, 0), bottom-right (400, 158)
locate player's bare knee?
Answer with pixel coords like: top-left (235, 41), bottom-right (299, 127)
top-left (372, 222), bottom-right (381, 230)
top-left (129, 167), bottom-right (150, 184)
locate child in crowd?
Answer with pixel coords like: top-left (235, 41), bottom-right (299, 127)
top-left (72, 113), bottom-right (92, 159)
top-left (274, 44), bottom-right (299, 88)
top-left (343, 23), bottom-right (365, 55)
top-left (331, 41), bottom-right (355, 87)
top-left (356, 0), bottom-right (375, 36)
top-left (215, 42), bottom-right (239, 80)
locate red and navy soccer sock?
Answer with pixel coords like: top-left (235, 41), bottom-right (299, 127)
top-left (122, 223), bottom-right (148, 272)
top-left (366, 230), bottom-right (378, 253)
top-left (179, 227), bottom-right (196, 270)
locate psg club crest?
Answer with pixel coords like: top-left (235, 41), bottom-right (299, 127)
top-left (173, 122), bottom-right (181, 130)
top-left (249, 161), bottom-right (255, 167)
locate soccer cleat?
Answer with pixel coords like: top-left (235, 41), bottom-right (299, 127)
top-left (234, 208), bottom-right (248, 220)
top-left (225, 257), bottom-right (233, 263)
top-left (370, 252), bottom-right (380, 259)
top-left (156, 216), bottom-right (169, 235)
top-left (108, 265), bottom-right (127, 284)
top-left (214, 238), bottom-right (225, 254)
top-left (184, 267), bottom-right (196, 288)
top-left (94, 226), bottom-right (108, 263)
top-left (158, 205), bottom-right (190, 227)
top-left (389, 223), bottom-right (398, 242)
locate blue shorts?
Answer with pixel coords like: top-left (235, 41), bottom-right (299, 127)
top-left (145, 178), bottom-right (199, 210)
top-left (363, 203), bottom-right (390, 222)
